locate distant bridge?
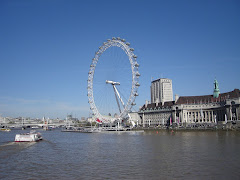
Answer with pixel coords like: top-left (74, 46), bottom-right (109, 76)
top-left (1, 122), bottom-right (67, 128)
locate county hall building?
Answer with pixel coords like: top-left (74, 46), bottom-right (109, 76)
top-left (137, 78), bottom-right (240, 128)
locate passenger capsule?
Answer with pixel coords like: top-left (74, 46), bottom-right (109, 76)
top-left (135, 63), bottom-right (139, 67)
top-left (126, 42), bottom-right (130, 46)
top-left (121, 39), bottom-right (126, 42)
top-left (130, 48), bottom-right (134, 51)
top-left (117, 37), bottom-right (121, 40)
top-left (112, 37), bottom-right (116, 40)
top-left (136, 72), bottom-right (140, 76)
top-left (133, 55), bottom-right (137, 58)
top-left (131, 102), bottom-right (136, 106)
top-left (135, 82), bottom-right (140, 86)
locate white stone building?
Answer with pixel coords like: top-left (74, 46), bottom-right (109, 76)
top-left (138, 101), bottom-right (173, 127)
top-left (128, 112), bottom-right (141, 126)
top-left (139, 79), bottom-right (240, 128)
top-left (172, 89), bottom-right (240, 127)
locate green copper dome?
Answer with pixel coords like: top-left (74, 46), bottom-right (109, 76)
top-left (213, 79), bottom-right (220, 98)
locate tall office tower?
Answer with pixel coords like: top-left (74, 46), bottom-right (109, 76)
top-left (151, 78), bottom-right (173, 104)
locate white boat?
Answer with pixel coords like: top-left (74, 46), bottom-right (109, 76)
top-left (15, 130), bottom-right (43, 142)
top-left (31, 126), bottom-right (40, 129)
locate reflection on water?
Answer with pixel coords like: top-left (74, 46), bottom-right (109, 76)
top-left (0, 130), bottom-right (240, 180)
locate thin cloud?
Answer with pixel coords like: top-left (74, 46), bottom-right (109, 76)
top-left (0, 96), bottom-right (90, 118)
top-left (0, 96), bottom-right (50, 104)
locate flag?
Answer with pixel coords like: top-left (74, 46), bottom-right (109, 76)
top-left (170, 117), bottom-right (172, 126)
top-left (96, 118), bottom-right (102, 123)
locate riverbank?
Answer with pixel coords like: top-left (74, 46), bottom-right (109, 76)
top-left (135, 124), bottom-right (240, 132)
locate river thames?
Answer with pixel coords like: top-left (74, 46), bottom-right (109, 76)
top-left (0, 129), bottom-right (240, 180)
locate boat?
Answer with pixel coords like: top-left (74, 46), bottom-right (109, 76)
top-left (81, 127), bottom-right (102, 133)
top-left (15, 130), bottom-right (43, 142)
top-left (31, 126), bottom-right (40, 129)
top-left (0, 128), bottom-right (11, 132)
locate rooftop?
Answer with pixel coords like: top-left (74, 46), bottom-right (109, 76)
top-left (176, 89), bottom-right (240, 105)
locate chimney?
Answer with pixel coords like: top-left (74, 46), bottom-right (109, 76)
top-left (175, 94), bottom-right (179, 103)
top-left (161, 101), bottom-right (164, 106)
top-left (145, 100), bottom-right (148, 108)
top-left (156, 98), bottom-right (159, 107)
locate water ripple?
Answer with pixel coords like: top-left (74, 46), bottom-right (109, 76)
top-left (1, 130), bottom-right (240, 179)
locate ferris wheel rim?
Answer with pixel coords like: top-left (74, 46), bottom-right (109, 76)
top-left (87, 37), bottom-right (140, 123)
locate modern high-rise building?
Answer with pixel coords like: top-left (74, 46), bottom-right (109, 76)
top-left (151, 78), bottom-right (173, 104)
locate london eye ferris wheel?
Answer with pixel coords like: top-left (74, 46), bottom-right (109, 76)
top-left (87, 37), bottom-right (140, 124)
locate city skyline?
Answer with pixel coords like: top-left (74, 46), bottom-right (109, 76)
top-left (0, 0), bottom-right (240, 119)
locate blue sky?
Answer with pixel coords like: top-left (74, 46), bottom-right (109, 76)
top-left (0, 0), bottom-right (239, 119)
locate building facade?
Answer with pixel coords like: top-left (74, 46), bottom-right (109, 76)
top-left (151, 78), bottom-right (173, 104)
top-left (137, 79), bottom-right (240, 128)
top-left (138, 101), bottom-right (173, 127)
top-left (172, 89), bottom-right (240, 127)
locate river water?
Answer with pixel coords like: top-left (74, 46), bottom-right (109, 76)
top-left (0, 129), bottom-right (240, 180)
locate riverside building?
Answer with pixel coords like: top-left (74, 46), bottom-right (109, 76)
top-left (138, 100), bottom-right (173, 127)
top-left (172, 80), bottom-right (240, 128)
top-left (138, 78), bottom-right (240, 128)
top-left (139, 78), bottom-right (174, 127)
